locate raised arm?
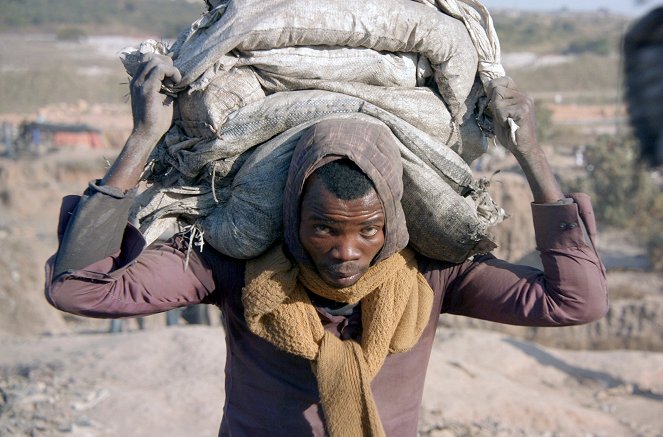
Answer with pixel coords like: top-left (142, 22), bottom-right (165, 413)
top-left (45, 56), bottom-right (220, 318)
top-left (53, 54), bottom-right (181, 277)
top-left (486, 76), bottom-right (564, 204)
top-left (104, 53), bottom-right (181, 191)
top-left (439, 77), bottom-right (608, 326)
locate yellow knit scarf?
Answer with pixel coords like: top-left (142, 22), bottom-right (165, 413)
top-left (242, 245), bottom-right (434, 437)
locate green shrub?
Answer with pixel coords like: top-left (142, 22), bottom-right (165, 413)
top-left (0, 0), bottom-right (203, 36)
top-left (493, 12), bottom-right (627, 54)
top-left (564, 38), bottom-right (613, 56)
top-left (56, 27), bottom-right (87, 42)
top-left (509, 54), bottom-right (620, 95)
top-left (534, 100), bottom-right (555, 142)
top-left (564, 135), bottom-right (663, 271)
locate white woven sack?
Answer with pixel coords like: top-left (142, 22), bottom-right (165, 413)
top-left (122, 0), bottom-right (508, 262)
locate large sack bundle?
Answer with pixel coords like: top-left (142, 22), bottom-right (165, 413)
top-left (123, 0), bottom-right (508, 262)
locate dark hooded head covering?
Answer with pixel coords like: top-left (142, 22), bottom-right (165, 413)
top-left (283, 117), bottom-right (409, 267)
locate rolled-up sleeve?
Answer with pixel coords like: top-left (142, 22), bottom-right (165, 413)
top-left (441, 193), bottom-right (608, 327)
top-left (45, 183), bottom-right (216, 319)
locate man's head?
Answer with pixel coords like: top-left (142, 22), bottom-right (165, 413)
top-left (299, 160), bottom-right (385, 287)
top-left (282, 117), bottom-right (409, 288)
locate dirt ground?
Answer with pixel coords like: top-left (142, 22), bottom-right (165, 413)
top-left (2, 326), bottom-right (662, 437)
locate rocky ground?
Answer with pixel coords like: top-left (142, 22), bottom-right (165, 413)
top-left (1, 326), bottom-right (662, 437)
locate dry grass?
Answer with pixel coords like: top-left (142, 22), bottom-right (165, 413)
top-left (509, 54), bottom-right (621, 98)
top-left (0, 34), bottom-right (131, 114)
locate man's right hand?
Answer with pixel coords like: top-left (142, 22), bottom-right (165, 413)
top-left (101, 55), bottom-right (182, 192)
top-left (130, 53), bottom-right (182, 144)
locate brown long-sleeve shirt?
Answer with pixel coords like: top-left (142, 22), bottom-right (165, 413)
top-left (45, 183), bottom-right (608, 436)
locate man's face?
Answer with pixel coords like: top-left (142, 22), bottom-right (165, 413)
top-left (299, 174), bottom-right (385, 288)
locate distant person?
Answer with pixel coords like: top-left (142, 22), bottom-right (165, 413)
top-left (31, 123), bottom-right (42, 155)
top-left (109, 305), bottom-right (210, 333)
top-left (624, 7), bottom-right (663, 167)
top-left (574, 145), bottom-right (586, 167)
top-left (166, 305), bottom-right (212, 326)
top-left (109, 317), bottom-right (145, 333)
top-left (44, 55), bottom-right (608, 436)
top-left (2, 121), bottom-right (15, 158)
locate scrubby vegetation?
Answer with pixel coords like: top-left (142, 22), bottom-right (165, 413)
top-left (0, 2), bottom-right (633, 113)
top-left (1, 1), bottom-right (629, 54)
top-left (563, 135), bottom-right (663, 271)
top-left (534, 100), bottom-right (555, 143)
top-left (494, 11), bottom-right (627, 55)
top-left (55, 27), bottom-right (88, 42)
top-left (509, 54), bottom-right (621, 96)
top-left (0, 67), bottom-right (128, 114)
top-left (0, 0), bottom-right (204, 37)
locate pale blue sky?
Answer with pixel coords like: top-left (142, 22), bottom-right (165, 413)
top-left (480, 0), bottom-right (662, 17)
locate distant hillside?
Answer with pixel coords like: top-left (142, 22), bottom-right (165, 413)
top-left (1, 1), bottom-right (630, 54)
top-left (0, 0), bottom-right (205, 38)
top-left (494, 10), bottom-right (630, 55)
top-left (0, 3), bottom-right (632, 114)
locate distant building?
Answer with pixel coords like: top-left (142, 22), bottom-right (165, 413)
top-left (16, 122), bottom-right (102, 153)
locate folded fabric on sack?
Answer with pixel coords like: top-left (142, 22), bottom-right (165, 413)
top-left (122, 0), bottom-right (508, 262)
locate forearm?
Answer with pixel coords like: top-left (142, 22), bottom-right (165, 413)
top-left (101, 132), bottom-right (159, 192)
top-left (47, 192), bottom-right (216, 318)
top-left (512, 145), bottom-right (565, 204)
top-left (52, 183), bottom-right (138, 279)
top-left (102, 53), bottom-right (181, 191)
top-left (48, 239), bottom-right (215, 319)
top-left (486, 76), bottom-right (564, 203)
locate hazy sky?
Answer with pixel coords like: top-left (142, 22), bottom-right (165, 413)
top-left (479, 0), bottom-right (662, 16)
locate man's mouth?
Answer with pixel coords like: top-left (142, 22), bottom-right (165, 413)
top-left (325, 263), bottom-right (359, 277)
top-left (321, 264), bottom-right (363, 287)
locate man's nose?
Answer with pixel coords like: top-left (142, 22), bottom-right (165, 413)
top-left (331, 236), bottom-right (361, 261)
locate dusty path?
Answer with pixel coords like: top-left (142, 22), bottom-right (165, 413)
top-left (1, 326), bottom-right (662, 437)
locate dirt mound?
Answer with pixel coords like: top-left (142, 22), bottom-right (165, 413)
top-left (0, 227), bottom-right (68, 338)
top-left (421, 328), bottom-right (663, 437)
top-left (0, 327), bottom-right (226, 436)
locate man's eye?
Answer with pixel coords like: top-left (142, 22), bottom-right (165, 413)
top-left (313, 225), bottom-right (331, 234)
top-left (362, 226), bottom-right (379, 237)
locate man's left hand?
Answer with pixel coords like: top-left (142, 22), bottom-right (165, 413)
top-left (486, 76), bottom-right (538, 157)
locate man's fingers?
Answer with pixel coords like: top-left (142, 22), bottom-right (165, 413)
top-left (134, 54), bottom-right (179, 83)
top-left (487, 76), bottom-right (517, 90)
top-left (486, 77), bottom-right (515, 103)
top-left (133, 56), bottom-right (181, 95)
top-left (488, 88), bottom-right (519, 122)
top-left (488, 85), bottom-right (526, 103)
top-left (493, 99), bottom-right (524, 118)
top-left (163, 64), bottom-right (182, 86)
top-left (488, 79), bottom-right (533, 125)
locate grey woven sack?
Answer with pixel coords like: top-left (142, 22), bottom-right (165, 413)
top-left (122, 0), bottom-right (508, 262)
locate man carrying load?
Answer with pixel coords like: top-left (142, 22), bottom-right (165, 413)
top-left (45, 52), bottom-right (607, 436)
